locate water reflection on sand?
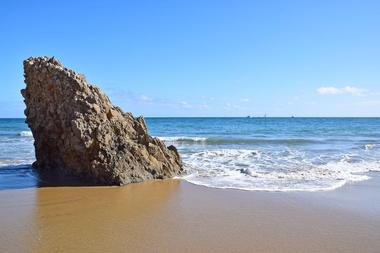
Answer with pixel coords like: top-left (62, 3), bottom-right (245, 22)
top-left (0, 180), bottom-right (180, 253)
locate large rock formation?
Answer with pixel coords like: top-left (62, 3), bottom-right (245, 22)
top-left (21, 56), bottom-right (182, 185)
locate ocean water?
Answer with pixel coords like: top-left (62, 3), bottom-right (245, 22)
top-left (0, 118), bottom-right (380, 191)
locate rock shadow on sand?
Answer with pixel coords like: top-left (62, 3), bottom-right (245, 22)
top-left (0, 164), bottom-right (107, 190)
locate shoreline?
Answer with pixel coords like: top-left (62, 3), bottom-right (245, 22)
top-left (1, 174), bottom-right (379, 253)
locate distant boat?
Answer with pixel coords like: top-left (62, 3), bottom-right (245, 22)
top-left (246, 116), bottom-right (251, 118)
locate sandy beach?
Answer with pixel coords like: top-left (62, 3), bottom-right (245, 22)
top-left (2, 1), bottom-right (380, 252)
top-left (1, 174), bottom-right (379, 253)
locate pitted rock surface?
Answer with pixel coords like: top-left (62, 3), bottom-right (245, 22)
top-left (22, 56), bottom-right (182, 185)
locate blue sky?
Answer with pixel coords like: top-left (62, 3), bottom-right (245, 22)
top-left (1, 0), bottom-right (379, 117)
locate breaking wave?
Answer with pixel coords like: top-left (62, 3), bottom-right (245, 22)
top-left (180, 149), bottom-right (380, 192)
top-left (364, 144), bottom-right (376, 150)
top-left (18, 131), bottom-right (33, 137)
top-left (157, 136), bottom-right (207, 142)
top-left (158, 136), bottom-right (321, 145)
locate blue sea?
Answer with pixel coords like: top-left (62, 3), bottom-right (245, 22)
top-left (1, 117), bottom-right (380, 191)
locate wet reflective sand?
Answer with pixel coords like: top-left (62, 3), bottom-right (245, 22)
top-left (0, 177), bottom-right (379, 253)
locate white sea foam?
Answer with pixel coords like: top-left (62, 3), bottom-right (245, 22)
top-left (157, 136), bottom-right (318, 145)
top-left (0, 159), bottom-right (34, 167)
top-left (18, 131), bottom-right (33, 137)
top-left (180, 149), bottom-right (380, 192)
top-left (364, 144), bottom-right (376, 150)
top-left (158, 136), bottom-right (207, 142)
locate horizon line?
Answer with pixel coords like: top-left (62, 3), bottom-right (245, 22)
top-left (1, 116), bottom-right (380, 119)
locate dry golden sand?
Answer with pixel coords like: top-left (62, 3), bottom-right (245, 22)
top-left (0, 177), bottom-right (379, 253)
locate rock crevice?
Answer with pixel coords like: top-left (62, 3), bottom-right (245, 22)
top-left (22, 56), bottom-right (182, 185)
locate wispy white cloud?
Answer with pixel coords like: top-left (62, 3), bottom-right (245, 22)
top-left (179, 101), bottom-right (192, 108)
top-left (317, 86), bottom-right (365, 95)
top-left (317, 87), bottom-right (341, 95)
top-left (139, 95), bottom-right (152, 101)
top-left (106, 87), bottom-right (212, 112)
